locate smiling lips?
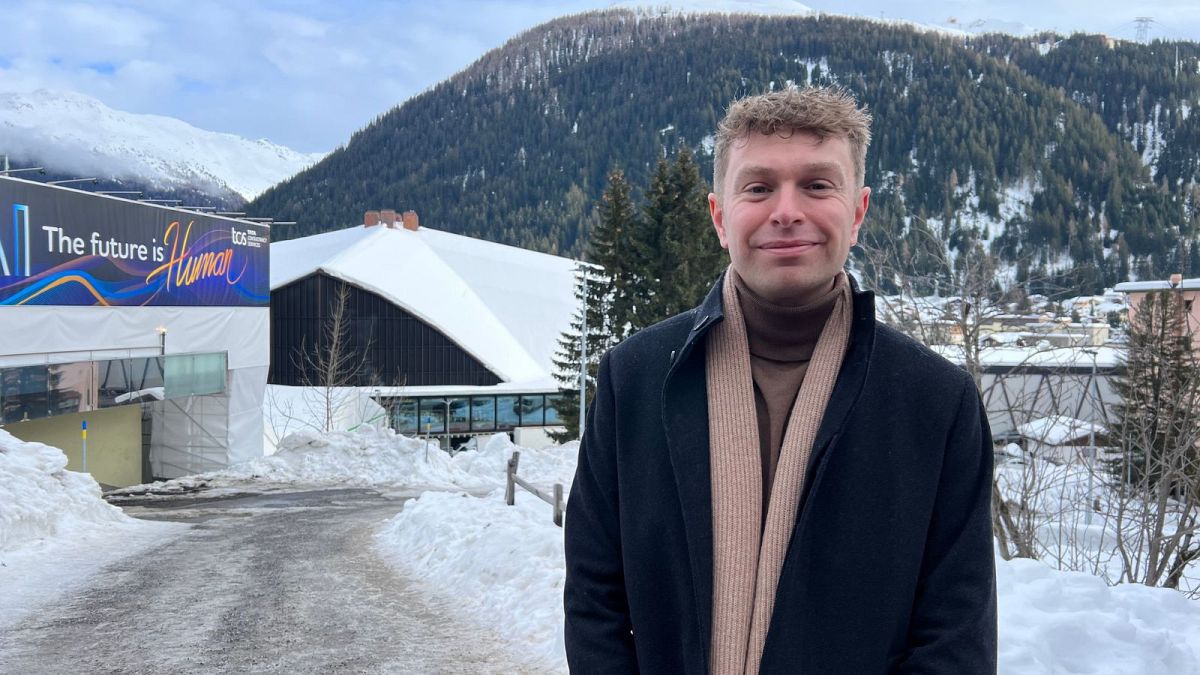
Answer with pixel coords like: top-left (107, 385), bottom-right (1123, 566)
top-left (759, 240), bottom-right (821, 255)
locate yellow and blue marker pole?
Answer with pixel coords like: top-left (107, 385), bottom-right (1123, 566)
top-left (81, 420), bottom-right (88, 473)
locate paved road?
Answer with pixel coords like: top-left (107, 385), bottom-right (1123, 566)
top-left (0, 488), bottom-right (528, 674)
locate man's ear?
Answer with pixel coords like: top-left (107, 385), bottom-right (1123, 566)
top-left (849, 186), bottom-right (871, 247)
top-left (709, 192), bottom-right (729, 249)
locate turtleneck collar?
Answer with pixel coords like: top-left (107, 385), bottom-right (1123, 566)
top-left (731, 269), bottom-right (845, 362)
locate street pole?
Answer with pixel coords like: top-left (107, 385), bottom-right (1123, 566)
top-left (579, 266), bottom-right (588, 440)
top-left (1084, 349), bottom-right (1097, 526)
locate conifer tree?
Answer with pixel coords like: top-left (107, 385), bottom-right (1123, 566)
top-left (549, 169), bottom-right (636, 441)
top-left (549, 262), bottom-right (609, 443)
top-left (633, 147), bottom-right (725, 329)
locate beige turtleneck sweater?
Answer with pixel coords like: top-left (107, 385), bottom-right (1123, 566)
top-left (732, 273), bottom-right (844, 524)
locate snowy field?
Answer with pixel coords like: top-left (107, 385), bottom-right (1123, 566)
top-left (0, 429), bottom-right (186, 629)
top-left (6, 423), bottom-right (1200, 673)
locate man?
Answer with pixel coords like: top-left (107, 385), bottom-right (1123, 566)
top-left (564, 87), bottom-right (997, 674)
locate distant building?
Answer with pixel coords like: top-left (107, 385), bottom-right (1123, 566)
top-left (1115, 274), bottom-right (1200, 344)
top-left (268, 211), bottom-right (578, 448)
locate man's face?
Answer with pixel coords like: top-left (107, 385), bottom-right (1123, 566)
top-left (710, 131), bottom-right (870, 306)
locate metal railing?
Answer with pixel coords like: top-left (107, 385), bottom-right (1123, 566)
top-left (504, 450), bottom-right (564, 527)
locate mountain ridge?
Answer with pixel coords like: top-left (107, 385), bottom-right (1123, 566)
top-left (0, 88), bottom-right (323, 202)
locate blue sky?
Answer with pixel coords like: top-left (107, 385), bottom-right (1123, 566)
top-left (0, 0), bottom-right (1196, 153)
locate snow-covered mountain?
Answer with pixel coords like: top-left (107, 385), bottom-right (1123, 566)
top-left (612, 0), bottom-right (812, 15)
top-left (0, 88), bottom-right (324, 201)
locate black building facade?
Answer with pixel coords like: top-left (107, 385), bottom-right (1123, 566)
top-left (269, 273), bottom-right (502, 387)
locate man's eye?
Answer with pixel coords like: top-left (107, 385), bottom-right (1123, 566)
top-left (747, 185), bottom-right (770, 194)
top-left (808, 182), bottom-right (833, 191)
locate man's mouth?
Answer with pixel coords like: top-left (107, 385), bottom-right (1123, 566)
top-left (759, 241), bottom-right (820, 255)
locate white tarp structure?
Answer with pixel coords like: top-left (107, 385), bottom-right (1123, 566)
top-left (0, 305), bottom-right (269, 477)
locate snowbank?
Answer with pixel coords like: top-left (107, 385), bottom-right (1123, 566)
top-left (0, 429), bottom-right (183, 628)
top-left (377, 441), bottom-right (1200, 674)
top-left (1, 428), bottom-right (137, 552)
top-left (999, 558), bottom-right (1200, 673)
top-left (132, 427), bottom-right (579, 495)
top-left (378, 490), bottom-right (566, 674)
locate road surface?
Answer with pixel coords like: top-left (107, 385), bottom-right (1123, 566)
top-left (0, 488), bottom-right (529, 674)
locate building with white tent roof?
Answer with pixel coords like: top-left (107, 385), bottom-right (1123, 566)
top-left (268, 212), bottom-right (579, 446)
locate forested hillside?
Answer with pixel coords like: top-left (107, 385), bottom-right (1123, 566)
top-left (249, 10), bottom-right (1200, 294)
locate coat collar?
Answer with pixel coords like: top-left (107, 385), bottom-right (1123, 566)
top-left (661, 270), bottom-right (876, 665)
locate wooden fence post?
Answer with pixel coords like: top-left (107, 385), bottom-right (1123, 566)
top-left (553, 483), bottom-right (564, 527)
top-left (505, 451), bottom-right (520, 506)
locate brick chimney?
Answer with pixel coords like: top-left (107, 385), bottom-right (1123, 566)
top-left (380, 209), bottom-right (398, 228)
top-left (364, 210), bottom-right (381, 228)
top-left (402, 210), bottom-right (419, 231)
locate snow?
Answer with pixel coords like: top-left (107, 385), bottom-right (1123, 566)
top-left (0, 428), bottom-right (185, 629)
top-left (1017, 415), bottom-right (1104, 446)
top-left (270, 224), bottom-right (578, 387)
top-left (134, 427), bottom-right (577, 495)
top-left (998, 558), bottom-right (1200, 673)
top-left (615, 0), bottom-right (813, 16)
top-left (10, 418), bottom-right (1199, 672)
top-left (0, 88), bottom-right (323, 201)
top-left (377, 490), bottom-right (567, 673)
top-left (376, 440), bottom-right (1200, 674)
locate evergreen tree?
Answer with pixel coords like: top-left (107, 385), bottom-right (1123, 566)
top-left (661, 146), bottom-right (726, 315)
top-left (594, 169), bottom-right (639, 342)
top-left (633, 147), bottom-right (725, 329)
top-left (549, 170), bottom-right (636, 441)
top-left (549, 263), bottom-right (609, 443)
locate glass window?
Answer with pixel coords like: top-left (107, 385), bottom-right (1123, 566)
top-left (96, 359), bottom-right (131, 408)
top-left (48, 361), bottom-right (92, 416)
top-left (471, 396), bottom-right (496, 431)
top-left (496, 396), bottom-right (520, 430)
top-left (164, 354), bottom-right (195, 399)
top-left (544, 394), bottom-right (565, 425)
top-left (418, 398), bottom-right (445, 434)
top-left (392, 399), bottom-right (418, 435)
top-left (448, 397), bottom-right (470, 433)
top-left (2, 365), bottom-right (50, 424)
top-left (191, 352), bottom-right (226, 396)
top-left (519, 395), bottom-right (545, 426)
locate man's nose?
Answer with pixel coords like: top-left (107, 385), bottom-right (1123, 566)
top-left (769, 186), bottom-right (806, 226)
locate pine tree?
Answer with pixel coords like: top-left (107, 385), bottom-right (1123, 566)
top-left (549, 263), bottom-right (609, 443)
top-left (549, 170), bottom-right (636, 441)
top-left (662, 146), bottom-right (726, 315)
top-left (633, 147), bottom-right (725, 329)
top-left (594, 169), bottom-right (639, 342)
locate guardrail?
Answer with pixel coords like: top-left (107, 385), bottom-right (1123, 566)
top-left (504, 450), bottom-right (564, 527)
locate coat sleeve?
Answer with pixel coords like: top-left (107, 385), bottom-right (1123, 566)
top-left (896, 374), bottom-right (998, 674)
top-left (564, 352), bottom-right (639, 673)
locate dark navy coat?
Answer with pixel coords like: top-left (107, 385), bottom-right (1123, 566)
top-left (564, 277), bottom-right (997, 674)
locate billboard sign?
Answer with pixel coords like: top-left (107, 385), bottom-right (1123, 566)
top-left (0, 178), bottom-right (269, 306)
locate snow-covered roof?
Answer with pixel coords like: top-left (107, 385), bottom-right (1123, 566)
top-left (1017, 416), bottom-right (1106, 445)
top-left (1115, 279), bottom-right (1200, 292)
top-left (270, 225), bottom-right (578, 388)
top-left (932, 345), bottom-right (1124, 369)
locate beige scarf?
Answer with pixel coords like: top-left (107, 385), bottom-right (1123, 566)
top-left (706, 269), bottom-right (853, 675)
